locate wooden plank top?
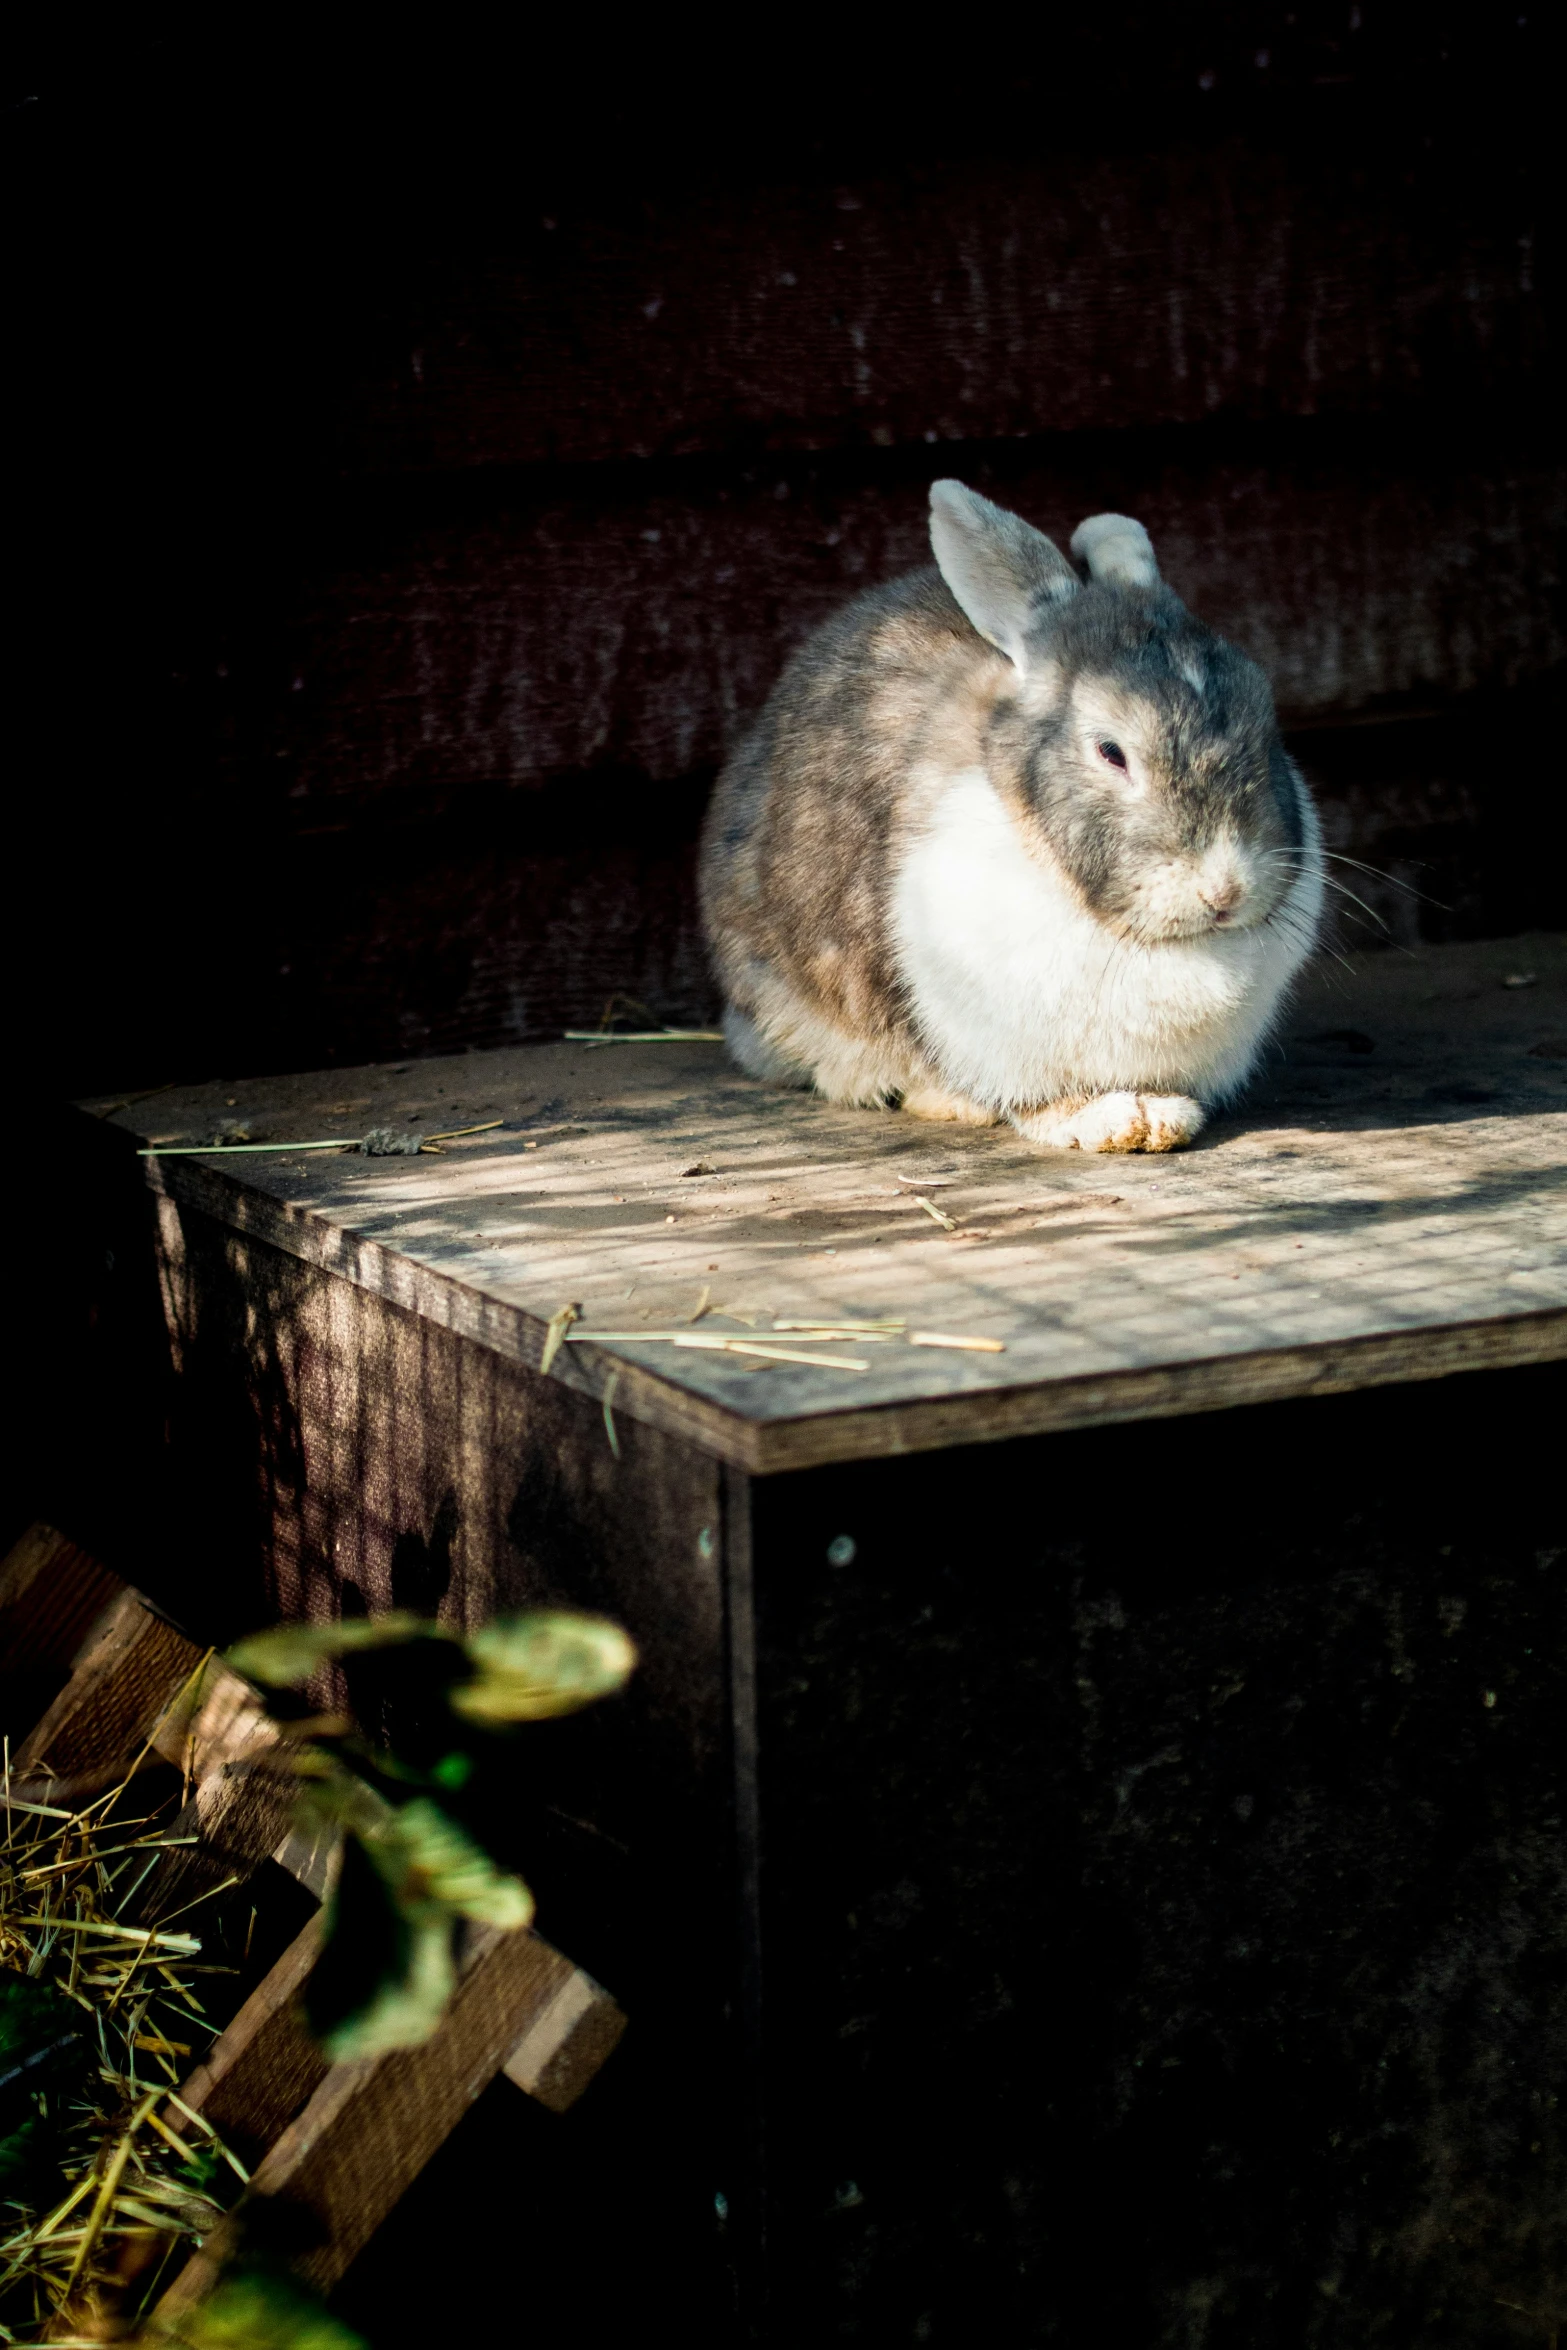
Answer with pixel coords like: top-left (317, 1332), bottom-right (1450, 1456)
top-left (83, 935), bottom-right (1567, 1472)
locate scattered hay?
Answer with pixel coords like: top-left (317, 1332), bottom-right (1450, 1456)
top-left (0, 1739), bottom-right (247, 2344)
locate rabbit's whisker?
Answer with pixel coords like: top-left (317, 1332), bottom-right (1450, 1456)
top-left (1319, 851), bottom-right (1450, 910)
top-left (1263, 849), bottom-right (1394, 938)
top-left (1265, 902), bottom-right (1352, 976)
top-left (1316, 876), bottom-right (1395, 936)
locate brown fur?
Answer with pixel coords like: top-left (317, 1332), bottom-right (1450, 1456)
top-left (699, 567), bottom-right (1006, 1091)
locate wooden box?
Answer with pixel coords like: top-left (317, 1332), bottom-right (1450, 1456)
top-left (35, 932), bottom-right (1567, 2344)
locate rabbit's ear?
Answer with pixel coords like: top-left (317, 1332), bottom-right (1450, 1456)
top-left (928, 481), bottom-right (1079, 671)
top-left (1069, 513), bottom-right (1160, 589)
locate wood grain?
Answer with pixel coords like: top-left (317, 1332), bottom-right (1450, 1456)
top-left (0, 1524), bottom-right (126, 1684)
top-left (9, 1587), bottom-right (205, 1786)
top-left (91, 934), bottom-right (1567, 1473)
top-left (342, 147), bottom-right (1548, 475)
top-left (133, 1755), bottom-right (304, 1924)
top-left (173, 1912), bottom-right (328, 2158)
top-left (500, 1963), bottom-right (627, 2115)
top-left (256, 444), bottom-right (1565, 818)
top-left (148, 1654), bottom-right (280, 1783)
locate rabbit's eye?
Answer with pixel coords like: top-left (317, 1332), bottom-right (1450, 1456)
top-left (1097, 739), bottom-right (1128, 770)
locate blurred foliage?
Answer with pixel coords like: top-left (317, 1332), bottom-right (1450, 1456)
top-left (226, 1609), bottom-right (635, 2063)
top-left (451, 1615), bottom-right (638, 1724)
top-left (226, 1614), bottom-right (430, 1687)
top-left (228, 1610), bottom-right (635, 1724)
top-left (151, 2261), bottom-right (368, 2347)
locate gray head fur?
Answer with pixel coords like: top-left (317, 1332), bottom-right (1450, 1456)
top-left (929, 481), bottom-right (1305, 940)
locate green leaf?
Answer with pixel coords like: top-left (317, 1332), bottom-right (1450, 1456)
top-left (160, 2263), bottom-right (368, 2348)
top-left (226, 1613), bottom-right (445, 1688)
top-left (318, 1907), bottom-right (455, 2065)
top-left (451, 1611), bottom-right (637, 1724)
top-left (368, 1798), bottom-right (535, 1931)
top-left (305, 1832), bottom-right (457, 2063)
top-left (304, 1800), bottom-right (532, 2062)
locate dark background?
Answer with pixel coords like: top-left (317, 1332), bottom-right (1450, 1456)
top-left (10, 7), bottom-right (1565, 1101)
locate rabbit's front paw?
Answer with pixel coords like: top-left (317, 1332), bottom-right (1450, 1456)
top-left (1012, 1092), bottom-right (1144, 1149)
top-left (900, 1082), bottom-right (999, 1126)
top-left (1139, 1094), bottom-right (1205, 1152)
top-left (1011, 1092), bottom-right (1204, 1152)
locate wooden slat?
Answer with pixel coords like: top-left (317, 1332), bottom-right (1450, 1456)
top-left (148, 1652), bottom-right (279, 1783)
top-left (10, 1587), bottom-right (205, 1787)
top-left (158, 1924), bottom-right (601, 2308)
top-left (221, 451), bottom-right (1566, 816)
top-left (0, 1523), bottom-right (123, 1681)
top-left (173, 1913), bottom-right (328, 2157)
top-left (143, 1652), bottom-right (349, 1899)
top-left (138, 1669), bottom-right (628, 2127)
top-left (134, 1755), bottom-right (304, 1924)
top-left (94, 933), bottom-right (1567, 1473)
top-left (501, 1964), bottom-right (627, 2115)
top-left (0, 1529), bottom-right (629, 2308)
top-left (346, 148), bottom-right (1547, 475)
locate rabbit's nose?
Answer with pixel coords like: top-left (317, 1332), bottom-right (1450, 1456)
top-left (1198, 875), bottom-right (1246, 921)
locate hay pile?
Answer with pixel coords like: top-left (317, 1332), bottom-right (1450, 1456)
top-left (0, 1745), bottom-right (247, 2345)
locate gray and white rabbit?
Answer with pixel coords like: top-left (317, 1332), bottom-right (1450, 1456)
top-left (699, 482), bottom-right (1323, 1151)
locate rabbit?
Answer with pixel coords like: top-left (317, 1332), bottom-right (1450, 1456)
top-left (698, 481), bottom-right (1323, 1151)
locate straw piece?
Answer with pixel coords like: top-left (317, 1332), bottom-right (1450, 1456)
top-left (421, 1119), bottom-right (505, 1143)
top-left (893, 1174), bottom-right (955, 1187)
top-left (908, 1332), bottom-right (1006, 1353)
top-left (539, 1301), bottom-right (581, 1374)
top-left (22, 1837), bottom-right (199, 1881)
top-left (564, 1329), bottom-right (760, 1345)
top-left (136, 1140), bottom-right (355, 1157)
top-left (565, 1329), bottom-right (866, 1348)
top-left (772, 1316), bottom-right (906, 1330)
top-left (687, 1284), bottom-right (713, 1323)
top-left (763, 1329), bottom-right (897, 1344)
top-left (723, 1344), bottom-right (870, 1371)
top-left (91, 1081), bottom-right (181, 1120)
top-left (3, 1919), bottom-right (201, 1950)
top-left (563, 1028), bottom-right (724, 1044)
top-left (910, 1195), bottom-right (959, 1230)
top-left (761, 1334), bottom-right (892, 1353)
top-left (602, 1370), bottom-right (622, 1461)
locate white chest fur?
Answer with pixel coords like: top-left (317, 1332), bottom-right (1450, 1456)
top-left (889, 768), bottom-right (1321, 1108)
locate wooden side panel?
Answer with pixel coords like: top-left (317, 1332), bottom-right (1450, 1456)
top-left (132, 1204), bottom-right (737, 2304)
top-left (146, 1209), bottom-right (726, 1797)
top-left (747, 1359), bottom-right (1567, 2341)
